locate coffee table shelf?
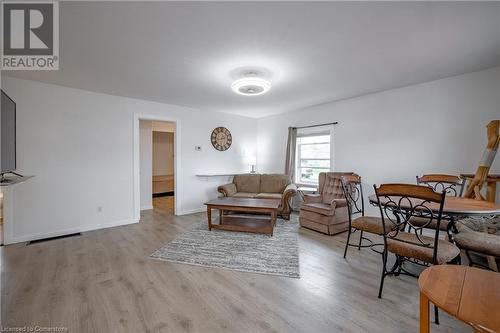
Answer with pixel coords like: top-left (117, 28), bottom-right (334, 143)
top-left (204, 198), bottom-right (281, 236)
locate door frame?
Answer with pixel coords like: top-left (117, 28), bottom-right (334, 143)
top-left (133, 113), bottom-right (180, 220)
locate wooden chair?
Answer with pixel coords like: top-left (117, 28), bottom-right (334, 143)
top-left (416, 174), bottom-right (465, 197)
top-left (373, 184), bottom-right (461, 296)
top-left (454, 222), bottom-right (500, 271)
top-left (412, 174), bottom-right (465, 238)
top-left (341, 175), bottom-right (389, 258)
top-left (374, 184), bottom-right (461, 324)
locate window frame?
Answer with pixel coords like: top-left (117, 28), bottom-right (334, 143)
top-left (295, 129), bottom-right (333, 186)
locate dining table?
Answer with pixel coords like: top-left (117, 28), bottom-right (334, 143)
top-left (368, 195), bottom-right (500, 219)
top-left (419, 265), bottom-right (500, 333)
top-left (368, 194), bottom-right (500, 270)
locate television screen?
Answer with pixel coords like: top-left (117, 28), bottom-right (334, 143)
top-left (1, 90), bottom-right (16, 173)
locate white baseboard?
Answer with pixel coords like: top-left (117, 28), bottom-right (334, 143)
top-left (141, 204), bottom-right (153, 211)
top-left (4, 218), bottom-right (140, 245)
top-left (177, 207), bottom-right (205, 215)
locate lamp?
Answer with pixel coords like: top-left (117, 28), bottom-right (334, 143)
top-left (245, 155), bottom-right (257, 173)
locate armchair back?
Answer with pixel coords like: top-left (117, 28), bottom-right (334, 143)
top-left (319, 172), bottom-right (354, 205)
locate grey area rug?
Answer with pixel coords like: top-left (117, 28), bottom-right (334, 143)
top-left (149, 217), bottom-right (300, 278)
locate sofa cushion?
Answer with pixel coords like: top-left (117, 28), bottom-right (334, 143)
top-left (260, 174), bottom-right (291, 193)
top-left (232, 192), bottom-right (257, 198)
top-left (233, 174), bottom-right (261, 193)
top-left (255, 193), bottom-right (282, 200)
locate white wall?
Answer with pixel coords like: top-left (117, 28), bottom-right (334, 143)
top-left (139, 120), bottom-right (153, 210)
top-left (258, 67), bottom-right (500, 214)
top-left (153, 131), bottom-right (174, 176)
top-left (1, 77), bottom-right (257, 244)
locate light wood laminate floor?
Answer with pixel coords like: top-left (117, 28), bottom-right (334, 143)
top-left (1, 211), bottom-right (468, 332)
top-left (153, 196), bottom-right (175, 215)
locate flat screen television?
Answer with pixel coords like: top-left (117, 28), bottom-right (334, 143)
top-left (1, 90), bottom-right (16, 174)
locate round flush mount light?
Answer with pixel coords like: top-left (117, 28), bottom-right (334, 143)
top-left (231, 76), bottom-right (271, 96)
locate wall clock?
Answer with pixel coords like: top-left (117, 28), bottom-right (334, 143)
top-left (211, 127), bottom-right (232, 151)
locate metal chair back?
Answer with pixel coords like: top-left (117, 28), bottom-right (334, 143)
top-left (373, 183), bottom-right (446, 264)
top-left (416, 174), bottom-right (465, 197)
top-left (341, 174), bottom-right (364, 218)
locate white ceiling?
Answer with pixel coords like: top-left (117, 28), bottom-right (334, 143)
top-left (5, 1), bottom-right (500, 118)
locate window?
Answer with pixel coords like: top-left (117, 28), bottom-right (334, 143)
top-left (295, 133), bottom-right (331, 185)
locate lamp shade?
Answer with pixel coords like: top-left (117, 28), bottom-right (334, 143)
top-left (245, 156), bottom-right (257, 166)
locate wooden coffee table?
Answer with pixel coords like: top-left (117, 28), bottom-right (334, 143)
top-left (204, 197), bottom-right (281, 236)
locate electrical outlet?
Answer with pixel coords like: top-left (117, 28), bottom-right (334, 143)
top-left (195, 146), bottom-right (202, 151)
top-left (97, 206), bottom-right (103, 213)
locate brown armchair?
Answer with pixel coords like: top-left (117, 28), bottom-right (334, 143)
top-left (299, 172), bottom-right (353, 235)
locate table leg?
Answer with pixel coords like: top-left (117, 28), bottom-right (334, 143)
top-left (298, 190), bottom-right (305, 201)
top-left (420, 292), bottom-right (430, 333)
top-left (207, 206), bottom-right (212, 231)
top-left (270, 209), bottom-right (277, 236)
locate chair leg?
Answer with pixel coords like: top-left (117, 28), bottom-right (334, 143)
top-left (395, 256), bottom-right (402, 276)
top-left (466, 251), bottom-right (474, 267)
top-left (378, 251), bottom-right (388, 299)
top-left (357, 230), bottom-right (364, 250)
top-left (434, 305), bottom-right (440, 325)
top-left (449, 254), bottom-right (461, 265)
top-left (343, 228), bottom-right (352, 258)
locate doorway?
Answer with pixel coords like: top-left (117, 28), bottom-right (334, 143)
top-left (136, 116), bottom-right (178, 219)
top-left (152, 122), bottom-right (175, 214)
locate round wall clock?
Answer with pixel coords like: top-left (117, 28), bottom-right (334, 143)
top-left (211, 127), bottom-right (232, 151)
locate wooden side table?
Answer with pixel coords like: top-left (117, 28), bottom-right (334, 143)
top-left (297, 186), bottom-right (318, 201)
top-left (419, 265), bottom-right (500, 333)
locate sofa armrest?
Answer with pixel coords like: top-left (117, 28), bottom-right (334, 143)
top-left (303, 194), bottom-right (322, 203)
top-left (283, 183), bottom-right (298, 196)
top-left (280, 183), bottom-right (297, 219)
top-left (217, 183), bottom-right (237, 197)
top-left (330, 198), bottom-right (348, 208)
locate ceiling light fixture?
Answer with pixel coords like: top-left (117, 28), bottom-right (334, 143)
top-left (231, 74), bottom-right (271, 96)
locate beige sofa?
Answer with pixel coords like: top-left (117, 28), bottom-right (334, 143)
top-left (217, 174), bottom-right (297, 220)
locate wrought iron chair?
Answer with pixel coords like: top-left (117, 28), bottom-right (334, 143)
top-left (454, 221), bottom-right (500, 271)
top-left (373, 184), bottom-right (461, 323)
top-left (416, 174), bottom-right (465, 197)
top-left (373, 184), bottom-right (461, 292)
top-left (411, 174), bottom-right (465, 238)
top-left (341, 175), bottom-right (389, 258)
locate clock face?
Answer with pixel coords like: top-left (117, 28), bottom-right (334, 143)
top-left (211, 127), bottom-right (232, 151)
